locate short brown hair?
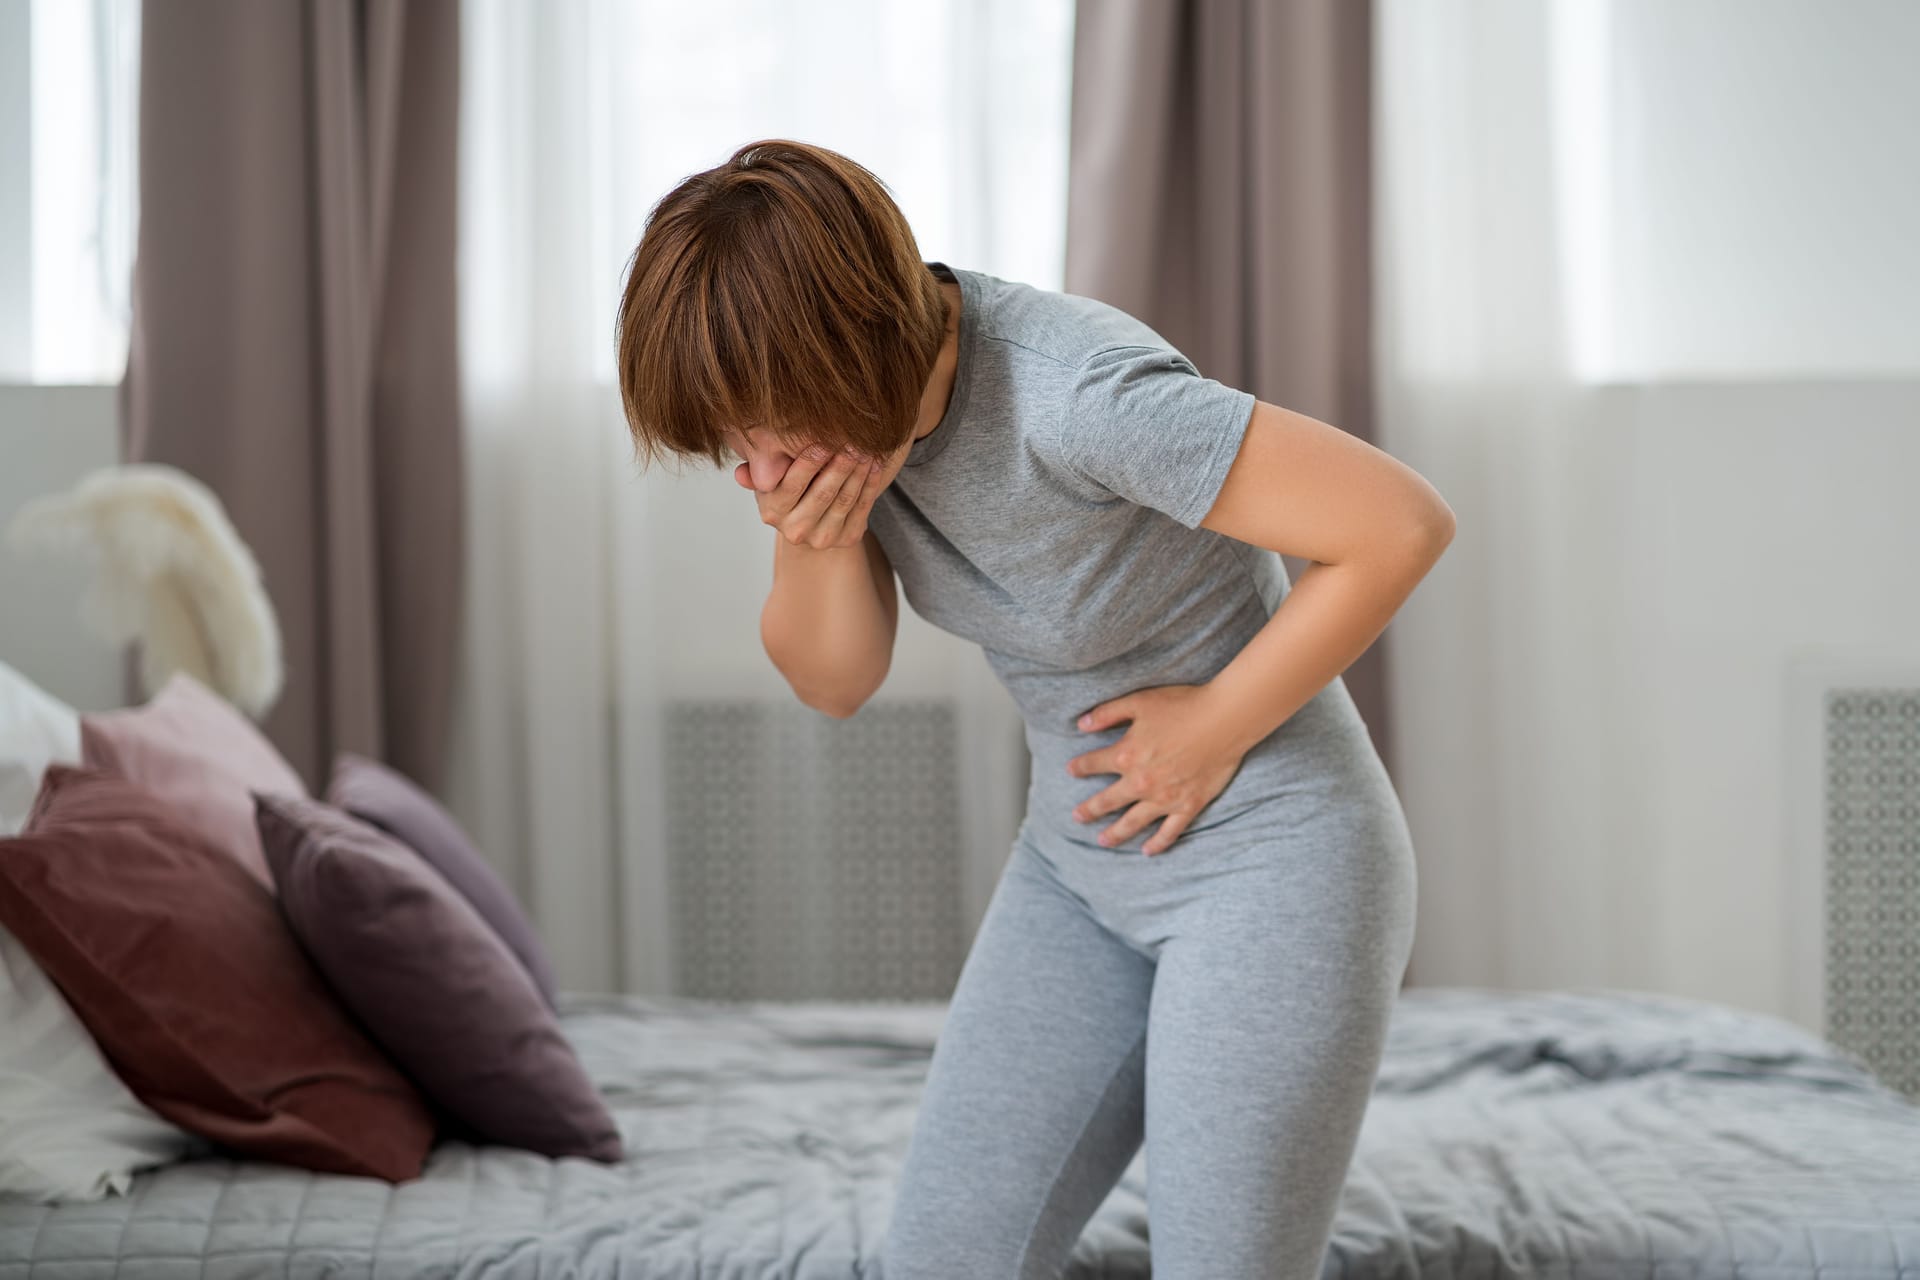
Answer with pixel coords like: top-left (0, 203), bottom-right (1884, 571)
top-left (615, 138), bottom-right (951, 472)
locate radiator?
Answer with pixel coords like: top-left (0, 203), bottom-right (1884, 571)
top-left (663, 698), bottom-right (968, 1001)
top-left (1818, 685), bottom-right (1920, 1099)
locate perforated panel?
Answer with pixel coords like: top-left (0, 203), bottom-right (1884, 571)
top-left (665, 699), bottom-right (966, 1000)
top-left (1823, 687), bottom-right (1920, 1100)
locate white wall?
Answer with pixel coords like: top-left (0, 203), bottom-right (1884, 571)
top-left (1583, 0), bottom-right (1920, 379)
top-left (0, 383), bottom-right (126, 710)
top-left (1611, 379), bottom-right (1920, 1016)
top-left (1388, 376), bottom-right (1920, 1023)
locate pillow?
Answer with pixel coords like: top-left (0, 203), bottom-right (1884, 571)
top-left (0, 661), bottom-right (202, 1202)
top-left (0, 765), bottom-right (435, 1182)
top-left (79, 669), bottom-right (306, 889)
top-left (255, 792), bottom-right (622, 1163)
top-left (0, 930), bottom-right (207, 1202)
top-left (0, 659), bottom-right (81, 836)
top-left (326, 750), bottom-right (559, 1007)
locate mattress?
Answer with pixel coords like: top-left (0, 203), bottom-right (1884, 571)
top-left (1, 985), bottom-right (1916, 1278)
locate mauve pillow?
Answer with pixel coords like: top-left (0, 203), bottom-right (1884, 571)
top-left (325, 750), bottom-right (558, 1007)
top-left (0, 765), bottom-right (435, 1182)
top-left (255, 792), bottom-right (623, 1163)
top-left (80, 670), bottom-right (305, 889)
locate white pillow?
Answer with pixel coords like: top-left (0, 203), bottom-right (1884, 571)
top-left (0, 934), bottom-right (209, 1200)
top-left (0, 659), bottom-right (82, 836)
top-left (0, 660), bottom-right (206, 1201)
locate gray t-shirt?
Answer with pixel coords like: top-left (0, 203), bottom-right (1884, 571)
top-left (868, 261), bottom-right (1379, 851)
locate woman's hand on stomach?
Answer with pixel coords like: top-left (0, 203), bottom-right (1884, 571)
top-left (1064, 682), bottom-right (1253, 855)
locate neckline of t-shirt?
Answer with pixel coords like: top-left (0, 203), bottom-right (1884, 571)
top-left (904, 261), bottom-right (975, 469)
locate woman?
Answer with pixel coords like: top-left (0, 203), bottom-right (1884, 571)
top-left (616, 138), bottom-right (1450, 1280)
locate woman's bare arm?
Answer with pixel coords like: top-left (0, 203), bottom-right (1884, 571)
top-left (1198, 398), bottom-right (1453, 558)
top-left (1191, 398), bottom-right (1455, 756)
top-left (761, 529), bottom-right (898, 718)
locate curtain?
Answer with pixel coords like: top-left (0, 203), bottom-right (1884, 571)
top-left (1376, 0), bottom-right (1920, 1009)
top-left (446, 0), bottom-right (1072, 996)
top-left (1373, 0), bottom-right (1656, 992)
top-left (1063, 0), bottom-right (1388, 763)
top-left (121, 0), bottom-right (464, 794)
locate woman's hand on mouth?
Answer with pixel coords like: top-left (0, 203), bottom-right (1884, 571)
top-left (737, 444), bottom-right (889, 549)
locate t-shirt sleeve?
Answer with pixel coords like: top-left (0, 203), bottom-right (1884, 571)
top-left (1056, 344), bottom-right (1258, 530)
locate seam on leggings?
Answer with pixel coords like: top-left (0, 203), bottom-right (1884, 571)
top-left (1015, 833), bottom-right (1159, 966)
top-left (1013, 1025), bottom-right (1150, 1280)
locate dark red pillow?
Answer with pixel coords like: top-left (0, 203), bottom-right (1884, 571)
top-left (255, 792), bottom-right (623, 1162)
top-left (0, 765), bottom-right (435, 1182)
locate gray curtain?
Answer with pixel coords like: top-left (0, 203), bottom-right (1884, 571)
top-left (121, 0), bottom-right (464, 794)
top-left (1064, 0), bottom-right (1391, 770)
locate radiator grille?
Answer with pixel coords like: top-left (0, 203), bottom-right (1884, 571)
top-left (664, 699), bottom-right (966, 1001)
top-left (1823, 687), bottom-right (1920, 1100)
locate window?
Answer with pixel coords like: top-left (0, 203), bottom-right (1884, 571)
top-left (1553, 0), bottom-right (1920, 382)
top-left (1, 0), bottom-right (142, 385)
top-left (458, 0), bottom-right (1072, 395)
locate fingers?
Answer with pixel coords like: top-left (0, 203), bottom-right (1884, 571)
top-left (808, 452), bottom-right (872, 548)
top-left (795, 452), bottom-right (865, 545)
top-left (1095, 800), bottom-right (1170, 852)
top-left (852, 454), bottom-right (886, 511)
top-left (1071, 776), bottom-right (1189, 854)
top-left (750, 444), bottom-right (892, 549)
top-left (834, 454), bottom-right (891, 545)
top-left (772, 450), bottom-right (860, 546)
top-left (1140, 811), bottom-right (1192, 856)
top-left (767, 445), bottom-right (835, 516)
top-left (1071, 777), bottom-right (1137, 823)
top-left (1065, 746), bottom-right (1120, 780)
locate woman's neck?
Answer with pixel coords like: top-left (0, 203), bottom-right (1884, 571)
top-left (911, 278), bottom-right (963, 443)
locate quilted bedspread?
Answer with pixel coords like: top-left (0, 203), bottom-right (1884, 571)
top-left (1, 985), bottom-right (1916, 1278)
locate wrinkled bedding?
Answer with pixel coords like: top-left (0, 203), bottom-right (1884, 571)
top-left (1, 985), bottom-right (1916, 1278)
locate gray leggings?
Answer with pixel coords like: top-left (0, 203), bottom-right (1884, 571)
top-left (879, 729), bottom-right (1418, 1279)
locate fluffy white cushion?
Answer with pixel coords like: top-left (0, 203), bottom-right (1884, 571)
top-left (0, 660), bottom-right (204, 1201)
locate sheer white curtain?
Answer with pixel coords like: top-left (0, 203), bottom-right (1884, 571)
top-left (1375, 0), bottom-right (1651, 995)
top-left (1375, 0), bottom-right (1920, 1008)
top-left (446, 0), bottom-right (1073, 995)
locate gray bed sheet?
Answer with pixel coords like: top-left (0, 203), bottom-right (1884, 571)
top-left (1, 985), bottom-right (1916, 1278)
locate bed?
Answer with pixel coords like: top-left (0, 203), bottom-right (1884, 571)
top-left (2, 984), bottom-right (1916, 1278)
